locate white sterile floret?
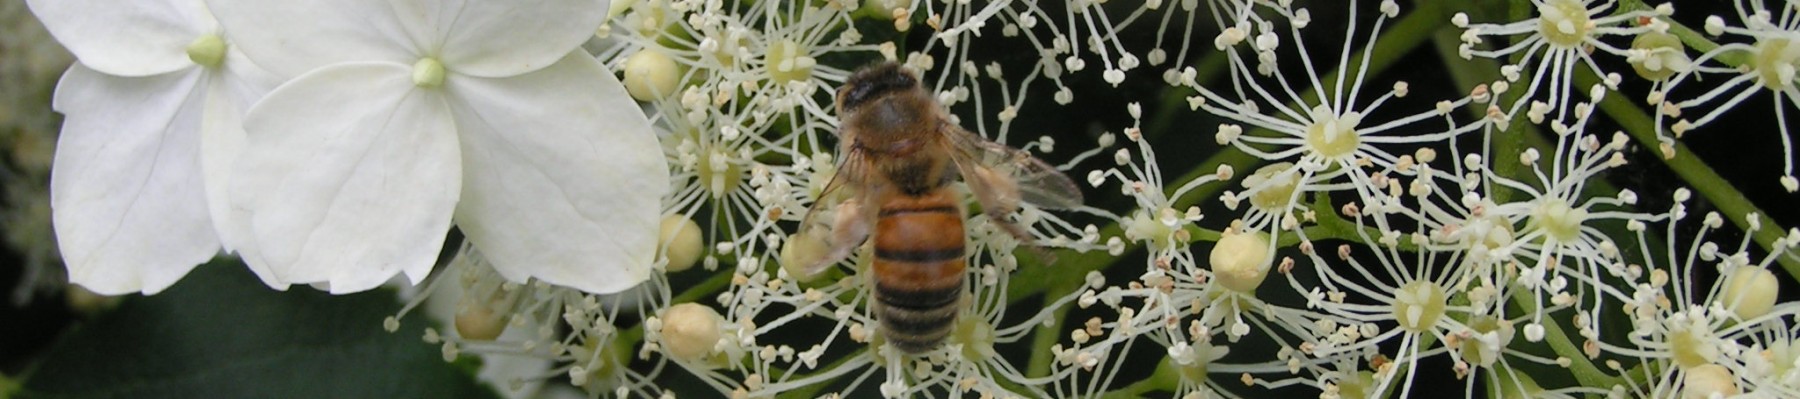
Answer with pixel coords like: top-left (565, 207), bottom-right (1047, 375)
top-left (28, 0), bottom-right (283, 294)
top-left (210, 0), bottom-right (666, 294)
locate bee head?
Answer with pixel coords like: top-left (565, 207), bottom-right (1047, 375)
top-left (837, 62), bottom-right (920, 113)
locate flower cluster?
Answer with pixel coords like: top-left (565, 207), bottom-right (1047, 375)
top-left (14, 0), bottom-right (1800, 398)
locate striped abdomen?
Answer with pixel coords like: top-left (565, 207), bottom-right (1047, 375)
top-left (872, 188), bottom-right (966, 354)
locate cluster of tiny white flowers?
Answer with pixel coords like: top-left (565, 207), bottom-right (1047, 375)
top-left (1033, 1), bottom-right (1800, 398)
top-left (1194, 0), bottom-right (1483, 243)
top-left (1455, 0), bottom-right (1672, 124)
top-left (1600, 191), bottom-right (1800, 398)
top-left (17, 0), bottom-right (1800, 398)
top-left (422, 1), bottom-right (1124, 397)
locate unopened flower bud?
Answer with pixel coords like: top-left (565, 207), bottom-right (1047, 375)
top-left (455, 303), bottom-right (506, 341)
top-left (624, 49), bottom-right (682, 101)
top-left (659, 216), bottom-right (704, 272)
top-left (660, 303), bottom-right (725, 364)
top-left (1681, 364), bottom-right (1739, 399)
top-left (1210, 231), bottom-right (1271, 293)
top-left (1720, 267), bottom-right (1778, 320)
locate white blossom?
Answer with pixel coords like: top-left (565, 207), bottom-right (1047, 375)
top-left (29, 0), bottom-right (280, 294)
top-left (211, 0), bottom-right (666, 294)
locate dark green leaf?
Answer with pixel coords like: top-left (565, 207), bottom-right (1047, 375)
top-left (19, 260), bottom-right (497, 399)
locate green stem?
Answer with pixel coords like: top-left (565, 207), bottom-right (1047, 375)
top-left (1487, 0), bottom-right (1535, 205)
top-left (1586, 76), bottom-right (1800, 285)
top-left (1506, 295), bottom-right (1622, 388)
top-left (1299, 195), bottom-right (1425, 253)
top-left (671, 268), bottom-right (735, 305)
top-left (1100, 359), bottom-right (1183, 399)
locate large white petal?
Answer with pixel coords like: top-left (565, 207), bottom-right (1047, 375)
top-left (233, 63), bottom-right (461, 294)
top-left (200, 46), bottom-right (282, 279)
top-left (446, 52), bottom-right (665, 294)
top-left (50, 64), bottom-right (219, 295)
top-left (204, 0), bottom-right (427, 78)
top-left (437, 0), bottom-right (608, 78)
top-left (26, 0), bottom-right (208, 77)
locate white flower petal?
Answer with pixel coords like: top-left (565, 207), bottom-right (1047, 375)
top-left (50, 64), bottom-right (219, 295)
top-left (27, 0), bottom-right (208, 76)
top-left (437, 0), bottom-right (608, 78)
top-left (446, 52), bottom-right (666, 294)
top-left (204, 0), bottom-right (423, 78)
top-left (233, 63), bottom-right (461, 294)
top-left (200, 47), bottom-right (281, 259)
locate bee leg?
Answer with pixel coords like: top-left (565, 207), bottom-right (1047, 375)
top-left (804, 198), bottom-right (871, 274)
top-left (965, 167), bottom-right (1034, 243)
top-left (975, 202), bottom-right (1064, 265)
top-left (822, 198), bottom-right (872, 262)
top-left (984, 212), bottom-right (1054, 262)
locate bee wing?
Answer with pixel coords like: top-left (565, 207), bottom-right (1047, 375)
top-left (942, 123), bottom-right (1082, 256)
top-left (942, 124), bottom-right (1085, 213)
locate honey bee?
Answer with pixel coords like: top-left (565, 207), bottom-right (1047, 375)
top-left (797, 62), bottom-right (1084, 354)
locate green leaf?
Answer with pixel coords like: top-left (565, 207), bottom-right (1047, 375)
top-left (18, 260), bottom-right (498, 399)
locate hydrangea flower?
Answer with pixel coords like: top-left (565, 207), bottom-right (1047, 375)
top-left (28, 0), bottom-right (280, 294)
top-left (208, 0), bottom-right (667, 294)
top-left (24, 0), bottom-right (1800, 397)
